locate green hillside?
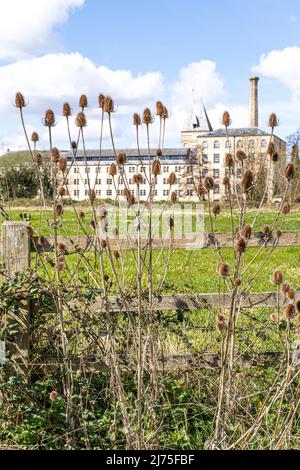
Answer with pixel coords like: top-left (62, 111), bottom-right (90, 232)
top-left (0, 150), bottom-right (48, 168)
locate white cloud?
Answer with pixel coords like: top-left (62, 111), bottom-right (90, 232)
top-left (0, 0), bottom-right (85, 60)
top-left (253, 46), bottom-right (300, 101)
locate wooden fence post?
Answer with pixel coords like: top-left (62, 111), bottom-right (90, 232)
top-left (1, 222), bottom-right (31, 376)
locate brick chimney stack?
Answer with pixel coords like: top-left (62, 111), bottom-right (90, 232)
top-left (249, 76), bottom-right (259, 127)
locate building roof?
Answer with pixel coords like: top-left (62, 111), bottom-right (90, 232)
top-left (183, 98), bottom-right (213, 132)
top-left (182, 126), bottom-right (286, 139)
top-left (66, 147), bottom-right (190, 163)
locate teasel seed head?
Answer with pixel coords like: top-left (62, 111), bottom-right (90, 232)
top-left (167, 172), bottom-right (176, 186)
top-left (133, 113), bottom-right (141, 126)
top-left (281, 281), bottom-right (290, 294)
top-left (218, 262), bottom-right (230, 277)
top-left (156, 101), bottom-right (164, 117)
top-left (43, 109), bottom-right (55, 127)
top-left (285, 304), bottom-right (295, 320)
top-left (269, 113), bottom-right (279, 128)
top-left (79, 94), bottom-right (88, 109)
top-left (217, 313), bottom-right (225, 323)
top-left (75, 111), bottom-right (87, 128)
top-left (221, 110), bottom-right (231, 127)
top-left (163, 106), bottom-right (169, 119)
top-left (287, 288), bottom-right (295, 300)
top-left (225, 153), bottom-right (234, 168)
top-left (113, 250), bottom-right (120, 259)
top-left (212, 204), bottom-right (221, 216)
top-left (242, 224), bottom-right (252, 240)
top-left (57, 243), bottom-right (66, 254)
top-left (204, 176), bottom-right (214, 191)
top-left (89, 189), bottom-right (96, 201)
top-left (100, 239), bottom-right (107, 249)
top-left (63, 102), bottom-right (72, 117)
top-left (236, 237), bottom-right (247, 253)
top-left (276, 230), bottom-right (282, 239)
top-left (216, 319), bottom-right (227, 334)
top-left (168, 216), bottom-right (174, 228)
top-left (127, 194), bottom-right (136, 206)
top-left (51, 147), bottom-right (60, 163)
top-left (98, 94), bottom-right (105, 108)
top-left (15, 92), bottom-right (26, 108)
top-left (79, 211), bottom-right (85, 220)
top-left (56, 204), bottom-right (63, 216)
top-left (38, 235), bottom-right (45, 246)
top-left (236, 150), bottom-right (247, 161)
top-left (109, 163), bottom-right (117, 176)
top-left (25, 225), bottom-right (34, 237)
top-left (116, 151), bottom-right (126, 165)
top-left (123, 188), bottom-right (131, 198)
top-left (49, 390), bottom-right (58, 401)
top-left (156, 148), bottom-right (163, 157)
top-left (34, 153), bottom-right (43, 166)
top-left (90, 220), bottom-right (96, 230)
top-left (31, 131), bottom-right (39, 142)
top-left (142, 107), bottom-right (153, 125)
top-left (267, 142), bottom-right (276, 157)
top-left (263, 225), bottom-right (270, 236)
top-left (103, 96), bottom-right (115, 113)
top-left (132, 173), bottom-right (143, 185)
top-left (58, 187), bottom-right (66, 197)
top-left (234, 278), bottom-right (242, 287)
top-left (273, 270), bottom-right (283, 285)
top-left (59, 158), bottom-right (67, 172)
top-left (152, 159), bottom-right (161, 176)
top-left (241, 170), bottom-right (254, 192)
top-left (55, 256), bottom-right (65, 272)
top-left (171, 191), bottom-right (177, 204)
top-left (296, 300), bottom-right (300, 314)
top-left (282, 202), bottom-right (291, 214)
top-left (71, 141), bottom-right (77, 150)
top-left (285, 163), bottom-right (295, 180)
top-left (222, 176), bottom-right (230, 188)
top-left (197, 183), bottom-right (206, 196)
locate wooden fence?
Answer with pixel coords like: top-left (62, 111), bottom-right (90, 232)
top-left (1, 221), bottom-right (300, 376)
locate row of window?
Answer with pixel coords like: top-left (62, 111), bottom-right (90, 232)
top-left (74, 165), bottom-right (182, 174)
top-left (200, 139), bottom-right (268, 149)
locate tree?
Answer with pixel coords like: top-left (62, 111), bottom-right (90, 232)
top-left (287, 129), bottom-right (300, 202)
top-left (0, 167), bottom-right (38, 199)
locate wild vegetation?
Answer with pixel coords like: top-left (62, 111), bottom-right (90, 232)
top-left (0, 93), bottom-right (299, 450)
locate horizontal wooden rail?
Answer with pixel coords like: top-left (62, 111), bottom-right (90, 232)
top-left (24, 351), bottom-right (286, 373)
top-left (28, 230), bottom-right (300, 253)
top-left (89, 291), bottom-right (300, 313)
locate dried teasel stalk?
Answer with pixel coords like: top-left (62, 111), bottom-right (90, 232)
top-left (55, 256), bottom-right (65, 272)
top-left (152, 160), bottom-right (161, 176)
top-left (241, 170), bottom-right (254, 192)
top-left (113, 250), bottom-right (120, 260)
top-left (51, 147), bottom-right (60, 163)
top-left (225, 153), bottom-right (234, 168)
top-left (285, 163), bottom-right (295, 180)
top-left (204, 176), bottom-right (214, 191)
top-left (282, 202), bottom-right (291, 214)
top-left (75, 112), bottom-right (87, 128)
top-left (281, 281), bottom-right (290, 294)
top-left (273, 270), bottom-right (283, 285)
top-left (116, 152), bottom-right (126, 165)
top-left (218, 262), bottom-right (230, 277)
top-left (109, 163), bottom-right (117, 176)
top-left (43, 109), bottom-right (55, 127)
top-left (167, 172), bottom-right (176, 185)
top-left (221, 110), bottom-right (231, 127)
top-left (59, 158), bottom-right (67, 172)
top-left (269, 113), bottom-right (279, 128)
top-left (197, 183), bottom-right (206, 196)
top-left (133, 113), bottom-right (141, 126)
top-left (15, 92), bottom-right (26, 108)
top-left (79, 94), bottom-right (88, 109)
top-left (63, 102), bottom-right (72, 117)
top-left (212, 204), bottom-right (221, 216)
top-left (56, 204), bottom-right (63, 216)
top-left (296, 300), bottom-right (300, 314)
top-left (127, 194), bottom-right (136, 206)
top-left (89, 189), bottom-right (96, 201)
top-left (31, 132), bottom-right (39, 142)
top-left (100, 239), bottom-right (107, 249)
top-left (25, 225), bottom-right (34, 237)
top-left (236, 150), bottom-right (247, 161)
top-left (267, 142), bottom-right (276, 157)
top-left (142, 107), bottom-right (153, 125)
top-left (285, 304), bottom-right (295, 320)
top-left (242, 224), bottom-right (252, 239)
top-left (171, 191), bottom-right (177, 203)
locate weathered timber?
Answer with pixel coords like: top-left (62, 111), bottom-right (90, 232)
top-left (26, 351), bottom-right (283, 374)
top-left (1, 222), bottom-right (31, 376)
top-left (30, 230), bottom-right (300, 253)
top-left (90, 291), bottom-right (300, 313)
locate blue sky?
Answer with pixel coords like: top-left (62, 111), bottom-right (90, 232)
top-left (0, 0), bottom-right (299, 151)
